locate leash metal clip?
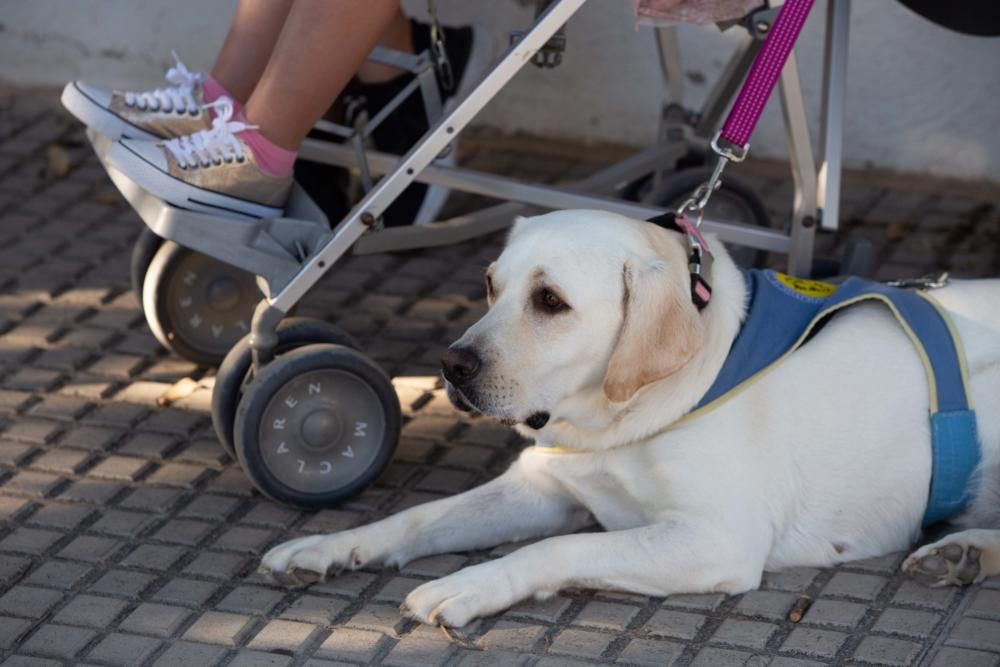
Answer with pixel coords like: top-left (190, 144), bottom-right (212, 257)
top-left (676, 154), bottom-right (729, 226)
top-left (888, 272), bottom-right (950, 290)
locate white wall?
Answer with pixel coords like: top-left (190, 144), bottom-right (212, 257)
top-left (2, 0), bottom-right (999, 181)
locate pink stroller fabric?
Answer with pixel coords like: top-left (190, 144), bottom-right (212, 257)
top-left (635, 0), bottom-right (761, 25)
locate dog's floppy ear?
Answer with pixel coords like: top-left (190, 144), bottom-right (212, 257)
top-left (602, 258), bottom-right (704, 403)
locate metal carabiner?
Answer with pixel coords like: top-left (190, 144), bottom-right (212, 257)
top-left (675, 154), bottom-right (728, 227)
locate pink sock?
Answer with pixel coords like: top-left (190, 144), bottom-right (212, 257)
top-left (202, 74), bottom-right (244, 117)
top-left (237, 119), bottom-right (297, 179)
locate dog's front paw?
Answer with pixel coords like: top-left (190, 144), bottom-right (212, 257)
top-left (401, 562), bottom-right (521, 628)
top-left (903, 537), bottom-right (982, 587)
top-left (259, 532), bottom-right (365, 586)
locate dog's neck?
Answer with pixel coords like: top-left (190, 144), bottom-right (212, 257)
top-left (528, 242), bottom-right (748, 452)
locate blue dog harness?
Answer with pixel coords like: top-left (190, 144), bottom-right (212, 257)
top-left (687, 270), bottom-right (979, 526)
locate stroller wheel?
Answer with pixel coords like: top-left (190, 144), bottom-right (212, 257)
top-left (646, 167), bottom-right (773, 269)
top-left (233, 344), bottom-right (400, 508)
top-left (142, 240), bottom-right (260, 366)
top-left (129, 228), bottom-right (163, 314)
top-left (212, 318), bottom-right (357, 456)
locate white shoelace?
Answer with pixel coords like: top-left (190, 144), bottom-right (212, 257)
top-left (163, 97), bottom-right (256, 169)
top-left (124, 52), bottom-right (203, 114)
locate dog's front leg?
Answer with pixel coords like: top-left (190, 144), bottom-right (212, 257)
top-left (260, 462), bottom-right (589, 582)
top-left (403, 520), bottom-right (767, 627)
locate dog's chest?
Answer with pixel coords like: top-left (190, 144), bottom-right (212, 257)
top-left (527, 449), bottom-right (668, 530)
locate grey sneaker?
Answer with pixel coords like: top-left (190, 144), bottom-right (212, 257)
top-left (106, 98), bottom-right (291, 219)
top-left (61, 54), bottom-right (213, 141)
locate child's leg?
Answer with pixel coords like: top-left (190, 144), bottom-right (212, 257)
top-left (210, 0), bottom-right (295, 105)
top-left (244, 0), bottom-right (403, 151)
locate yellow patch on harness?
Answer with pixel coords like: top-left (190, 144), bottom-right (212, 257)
top-left (774, 272), bottom-right (837, 299)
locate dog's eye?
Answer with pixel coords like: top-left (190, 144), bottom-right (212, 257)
top-left (534, 287), bottom-right (568, 314)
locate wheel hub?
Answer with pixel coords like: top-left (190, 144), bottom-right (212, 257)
top-left (300, 408), bottom-right (343, 451)
top-left (205, 276), bottom-right (242, 312)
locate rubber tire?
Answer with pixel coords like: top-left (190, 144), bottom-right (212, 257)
top-left (142, 240), bottom-right (260, 367)
top-left (130, 228), bottom-right (163, 314)
top-left (212, 318), bottom-right (357, 457)
top-left (646, 167), bottom-right (773, 269)
top-left (233, 344), bottom-right (400, 508)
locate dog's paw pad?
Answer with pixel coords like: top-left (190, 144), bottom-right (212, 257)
top-left (904, 541), bottom-right (981, 587)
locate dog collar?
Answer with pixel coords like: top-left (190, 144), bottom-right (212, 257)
top-left (646, 212), bottom-right (713, 310)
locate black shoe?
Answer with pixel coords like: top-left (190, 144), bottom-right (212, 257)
top-left (349, 19), bottom-right (493, 227)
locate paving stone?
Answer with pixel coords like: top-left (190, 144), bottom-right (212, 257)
top-left (118, 486), bottom-right (184, 513)
top-left (52, 593), bottom-right (128, 628)
top-left (822, 572), bottom-right (888, 601)
top-left (117, 432), bottom-right (179, 459)
top-left (690, 647), bottom-right (757, 667)
top-left (642, 609), bottom-right (707, 640)
top-left (382, 636), bottom-right (454, 666)
top-left (400, 554), bottom-right (467, 578)
top-left (227, 651), bottom-right (293, 667)
top-left (947, 617), bottom-right (1000, 652)
top-left (29, 448), bottom-right (92, 475)
top-left (149, 518), bottom-right (213, 546)
top-left (57, 534), bottom-right (122, 563)
top-left (151, 578), bottom-right (221, 607)
top-left (150, 641), bottom-right (227, 667)
top-left (852, 636), bottom-right (922, 666)
top-left (548, 628), bottom-right (612, 658)
top-left (183, 611), bottom-right (253, 646)
top-left (56, 425), bottom-right (122, 451)
top-left (967, 589), bottom-right (1000, 621)
top-left (86, 455), bottom-right (151, 481)
top-left (310, 571), bottom-right (378, 599)
top-left (734, 591), bottom-right (798, 620)
top-left (872, 608), bottom-right (941, 638)
top-left (0, 555), bottom-right (32, 587)
top-left (178, 493), bottom-right (242, 521)
top-left (216, 585), bottom-right (285, 615)
top-left (780, 627), bottom-right (848, 659)
top-left (0, 617), bottom-right (33, 651)
top-left (927, 646), bottom-right (1000, 667)
top-left (0, 585), bottom-right (65, 619)
top-left (27, 395), bottom-right (91, 421)
top-left (0, 527), bottom-right (63, 555)
top-left (145, 462), bottom-right (208, 488)
top-left (19, 624), bottom-right (96, 660)
top-left (2, 470), bottom-right (64, 498)
top-left (373, 576), bottom-right (424, 605)
top-left (0, 656), bottom-right (63, 667)
top-left (710, 618), bottom-right (779, 650)
top-left (86, 632), bottom-right (161, 666)
top-left (281, 595), bottom-right (349, 626)
top-left (477, 621), bottom-right (547, 651)
top-left (121, 544), bottom-right (186, 571)
top-left (184, 551), bottom-right (249, 579)
top-left (616, 638), bottom-right (684, 666)
top-left (25, 560), bottom-right (91, 589)
top-left (0, 440), bottom-right (35, 466)
top-left (662, 593), bottom-right (727, 611)
top-left (801, 598), bottom-right (869, 630)
top-left (89, 509), bottom-right (154, 537)
top-left (119, 602), bottom-right (192, 637)
top-left (572, 600), bottom-right (640, 632)
top-left (505, 595), bottom-right (573, 623)
top-left (314, 627), bottom-right (386, 662)
top-left (247, 619), bottom-right (317, 652)
top-left (212, 526), bottom-right (274, 554)
top-left (58, 478), bottom-right (123, 504)
top-left (892, 581), bottom-right (958, 610)
top-left (89, 569), bottom-right (158, 598)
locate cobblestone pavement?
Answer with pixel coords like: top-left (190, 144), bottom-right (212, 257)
top-left (0, 89), bottom-right (999, 667)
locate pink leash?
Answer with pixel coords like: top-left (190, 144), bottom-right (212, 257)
top-left (672, 0), bottom-right (816, 310)
top-left (718, 0), bottom-right (816, 155)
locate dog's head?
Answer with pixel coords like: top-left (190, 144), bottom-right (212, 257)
top-left (441, 210), bottom-right (706, 432)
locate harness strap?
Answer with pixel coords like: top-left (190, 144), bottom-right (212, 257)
top-left (646, 212), bottom-right (713, 310)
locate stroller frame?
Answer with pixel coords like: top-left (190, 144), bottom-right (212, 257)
top-left (95, 0), bottom-right (852, 368)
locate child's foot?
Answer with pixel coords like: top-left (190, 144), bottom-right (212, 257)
top-left (349, 20), bottom-right (493, 227)
top-left (106, 99), bottom-right (292, 219)
top-left (61, 54), bottom-right (213, 141)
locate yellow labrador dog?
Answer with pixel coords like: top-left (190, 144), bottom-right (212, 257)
top-left (261, 210), bottom-right (1000, 628)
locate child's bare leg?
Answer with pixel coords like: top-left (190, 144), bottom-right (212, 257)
top-left (244, 0), bottom-right (403, 150)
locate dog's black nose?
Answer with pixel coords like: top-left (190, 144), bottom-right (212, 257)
top-left (441, 346), bottom-right (482, 384)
